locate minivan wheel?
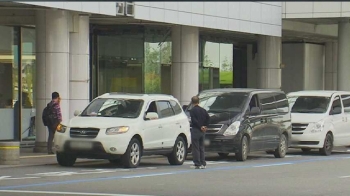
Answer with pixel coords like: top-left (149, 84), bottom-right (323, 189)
top-left (218, 153), bottom-right (229, 158)
top-left (236, 136), bottom-right (249, 161)
top-left (168, 137), bottom-right (187, 165)
top-left (274, 134), bottom-right (287, 158)
top-left (56, 153), bottom-right (76, 167)
top-left (122, 138), bottom-right (141, 168)
top-left (319, 133), bottom-right (333, 156)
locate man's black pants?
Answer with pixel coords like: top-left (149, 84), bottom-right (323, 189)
top-left (191, 128), bottom-right (206, 166)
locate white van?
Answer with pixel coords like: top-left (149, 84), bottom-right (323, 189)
top-left (54, 93), bottom-right (191, 168)
top-left (287, 91), bottom-right (350, 155)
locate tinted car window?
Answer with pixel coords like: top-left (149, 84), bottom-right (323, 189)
top-left (330, 96), bottom-right (342, 115)
top-left (157, 101), bottom-right (175, 118)
top-left (291, 96), bottom-right (330, 114)
top-left (170, 100), bottom-right (182, 115)
top-left (274, 93), bottom-right (289, 114)
top-left (258, 93), bottom-right (277, 114)
top-left (195, 92), bottom-right (248, 113)
top-left (341, 95), bottom-right (350, 113)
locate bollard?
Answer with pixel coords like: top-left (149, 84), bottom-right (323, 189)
top-left (0, 142), bottom-right (20, 165)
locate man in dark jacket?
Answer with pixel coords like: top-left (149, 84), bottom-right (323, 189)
top-left (190, 96), bottom-right (210, 169)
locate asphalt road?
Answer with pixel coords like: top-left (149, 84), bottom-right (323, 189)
top-left (1, 149), bottom-right (350, 196)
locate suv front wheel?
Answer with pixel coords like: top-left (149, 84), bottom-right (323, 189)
top-left (168, 136), bottom-right (187, 165)
top-left (57, 153), bottom-right (76, 167)
top-left (122, 138), bottom-right (141, 168)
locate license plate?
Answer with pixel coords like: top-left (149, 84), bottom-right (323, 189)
top-left (70, 141), bottom-right (93, 149)
top-left (204, 139), bottom-right (210, 146)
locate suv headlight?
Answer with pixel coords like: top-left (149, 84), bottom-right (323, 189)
top-left (57, 124), bottom-right (67, 133)
top-left (223, 121), bottom-right (241, 136)
top-left (106, 126), bottom-right (129, 135)
top-left (311, 120), bottom-right (324, 133)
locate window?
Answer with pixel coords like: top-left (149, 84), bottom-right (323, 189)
top-left (274, 93), bottom-right (289, 114)
top-left (248, 95), bottom-right (259, 110)
top-left (258, 93), bottom-right (277, 115)
top-left (341, 95), bottom-right (350, 113)
top-left (330, 96), bottom-right (342, 115)
top-left (291, 96), bottom-right (330, 114)
top-left (156, 101), bottom-right (175, 118)
top-left (170, 100), bottom-right (182, 115)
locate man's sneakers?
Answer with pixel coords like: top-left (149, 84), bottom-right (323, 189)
top-left (191, 165), bottom-right (206, 169)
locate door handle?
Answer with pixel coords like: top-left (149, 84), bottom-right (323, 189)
top-left (158, 125), bottom-right (163, 128)
top-left (176, 122), bottom-right (180, 125)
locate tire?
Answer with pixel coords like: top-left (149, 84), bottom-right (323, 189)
top-left (319, 133), bottom-right (333, 156)
top-left (218, 153), bottom-right (229, 158)
top-left (236, 136), bottom-right (249, 161)
top-left (56, 153), bottom-right (76, 167)
top-left (301, 148), bottom-right (311, 152)
top-left (122, 138), bottom-right (141, 168)
top-left (274, 134), bottom-right (287, 158)
top-left (168, 137), bottom-right (187, 165)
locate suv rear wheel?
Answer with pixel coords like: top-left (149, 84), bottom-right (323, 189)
top-left (122, 138), bottom-right (141, 168)
top-left (168, 136), bottom-right (187, 165)
top-left (56, 153), bottom-right (76, 167)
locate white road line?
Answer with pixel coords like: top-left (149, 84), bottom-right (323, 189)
top-left (0, 190), bottom-right (153, 196)
top-left (253, 163), bottom-right (292, 168)
top-left (339, 175), bottom-right (350, 178)
top-left (183, 161), bottom-right (230, 165)
top-left (121, 172), bottom-right (173, 179)
top-left (20, 155), bottom-right (55, 159)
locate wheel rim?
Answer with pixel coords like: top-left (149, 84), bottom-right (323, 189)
top-left (325, 135), bottom-right (332, 152)
top-left (280, 136), bottom-right (287, 156)
top-left (130, 143), bottom-right (140, 165)
top-left (242, 138), bottom-right (248, 159)
top-left (176, 140), bottom-right (185, 162)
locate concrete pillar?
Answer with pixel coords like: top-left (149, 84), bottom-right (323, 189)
top-left (34, 10), bottom-right (70, 153)
top-left (69, 15), bottom-right (90, 119)
top-left (171, 26), bottom-right (199, 106)
top-left (325, 42), bottom-right (338, 90)
top-left (337, 22), bottom-right (350, 91)
top-left (257, 35), bottom-right (281, 90)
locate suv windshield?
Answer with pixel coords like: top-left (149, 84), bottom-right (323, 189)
top-left (80, 98), bottom-right (144, 118)
top-left (291, 96), bottom-right (330, 113)
top-left (189, 92), bottom-right (248, 113)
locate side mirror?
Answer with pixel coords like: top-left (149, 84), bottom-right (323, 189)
top-left (331, 107), bottom-right (342, 115)
top-left (145, 112), bottom-right (159, 120)
top-left (249, 107), bottom-right (261, 116)
top-left (182, 105), bottom-right (188, 111)
top-left (74, 110), bottom-right (81, 116)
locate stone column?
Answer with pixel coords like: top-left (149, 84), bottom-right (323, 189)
top-left (257, 35), bottom-right (282, 90)
top-left (325, 42), bottom-right (338, 90)
top-left (337, 22), bottom-right (350, 91)
top-left (34, 10), bottom-right (70, 153)
top-left (171, 26), bottom-right (199, 106)
top-left (69, 14), bottom-right (90, 119)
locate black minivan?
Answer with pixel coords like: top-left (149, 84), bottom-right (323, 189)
top-left (185, 88), bottom-right (292, 161)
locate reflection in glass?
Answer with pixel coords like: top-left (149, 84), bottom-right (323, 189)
top-left (21, 27), bottom-right (36, 140)
top-left (0, 26), bottom-right (17, 140)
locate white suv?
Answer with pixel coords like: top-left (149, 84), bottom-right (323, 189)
top-left (288, 91), bottom-right (350, 155)
top-left (54, 93), bottom-right (191, 168)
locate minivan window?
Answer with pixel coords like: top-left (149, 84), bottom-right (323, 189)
top-left (274, 93), bottom-right (289, 114)
top-left (341, 95), bottom-right (350, 113)
top-left (258, 93), bottom-right (277, 115)
top-left (81, 98), bottom-right (144, 118)
top-left (195, 92), bottom-right (248, 113)
top-left (291, 96), bottom-right (330, 114)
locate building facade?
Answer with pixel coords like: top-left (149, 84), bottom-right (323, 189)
top-left (0, 2), bottom-right (346, 153)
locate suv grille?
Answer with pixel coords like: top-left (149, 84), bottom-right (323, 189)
top-left (206, 124), bottom-right (224, 134)
top-left (70, 128), bottom-right (100, 138)
top-left (292, 123), bottom-right (309, 134)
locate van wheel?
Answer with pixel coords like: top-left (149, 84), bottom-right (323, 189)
top-left (236, 136), bottom-right (249, 161)
top-left (218, 153), bottom-right (229, 158)
top-left (168, 137), bottom-right (187, 165)
top-left (274, 134), bottom-right (287, 158)
top-left (122, 138), bottom-right (141, 168)
top-left (319, 133), bottom-right (333, 156)
top-left (56, 153), bottom-right (76, 167)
